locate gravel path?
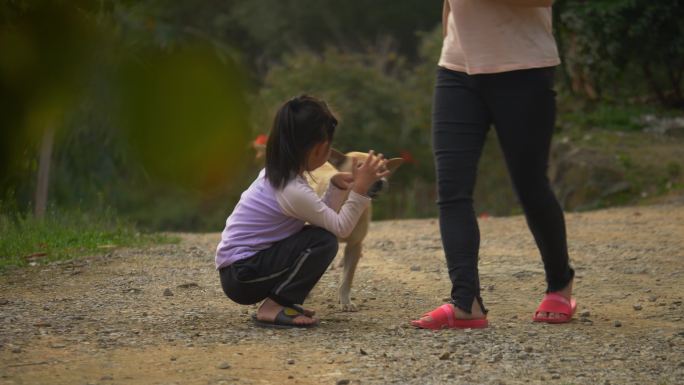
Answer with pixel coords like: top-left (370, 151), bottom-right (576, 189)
top-left (1, 203), bottom-right (683, 385)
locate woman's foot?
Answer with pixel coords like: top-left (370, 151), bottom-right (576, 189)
top-left (535, 280), bottom-right (573, 321)
top-left (415, 298), bottom-right (486, 324)
top-left (256, 298), bottom-right (318, 326)
top-left (411, 298), bottom-right (488, 329)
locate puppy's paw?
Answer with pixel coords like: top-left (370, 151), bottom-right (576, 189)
top-left (340, 302), bottom-right (359, 312)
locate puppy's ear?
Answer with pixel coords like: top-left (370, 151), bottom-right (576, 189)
top-left (328, 148), bottom-right (347, 170)
top-left (385, 158), bottom-right (404, 175)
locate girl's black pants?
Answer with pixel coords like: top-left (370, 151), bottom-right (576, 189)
top-left (219, 226), bottom-right (338, 307)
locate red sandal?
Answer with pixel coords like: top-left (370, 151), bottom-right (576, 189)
top-left (532, 292), bottom-right (577, 323)
top-left (410, 303), bottom-right (489, 330)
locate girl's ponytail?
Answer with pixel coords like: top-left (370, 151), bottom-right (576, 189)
top-left (265, 95), bottom-right (337, 189)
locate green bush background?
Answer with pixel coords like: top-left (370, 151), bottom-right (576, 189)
top-left (1, 0), bottom-right (683, 236)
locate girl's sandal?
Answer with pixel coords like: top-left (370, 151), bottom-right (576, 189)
top-left (410, 304), bottom-right (488, 330)
top-left (289, 304), bottom-right (315, 317)
top-left (252, 306), bottom-right (319, 329)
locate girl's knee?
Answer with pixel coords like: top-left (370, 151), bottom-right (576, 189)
top-left (322, 233), bottom-right (339, 258)
top-left (311, 227), bottom-right (339, 259)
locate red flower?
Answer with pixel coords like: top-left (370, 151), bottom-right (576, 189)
top-left (399, 150), bottom-right (416, 164)
top-left (253, 134), bottom-right (268, 147)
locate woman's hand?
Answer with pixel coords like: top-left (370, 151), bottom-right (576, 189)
top-left (352, 150), bottom-right (390, 196)
top-left (330, 172), bottom-right (354, 190)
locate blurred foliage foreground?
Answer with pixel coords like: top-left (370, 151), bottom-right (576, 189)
top-left (1, 1), bottom-right (249, 267)
top-left (1, 1), bottom-right (250, 229)
top-left (1, 0), bottom-right (683, 270)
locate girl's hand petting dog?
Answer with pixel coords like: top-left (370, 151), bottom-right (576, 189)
top-left (352, 150), bottom-right (390, 197)
top-left (330, 172), bottom-right (354, 190)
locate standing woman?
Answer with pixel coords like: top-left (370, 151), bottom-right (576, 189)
top-left (411, 0), bottom-right (576, 329)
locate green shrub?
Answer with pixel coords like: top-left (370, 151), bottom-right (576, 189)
top-left (556, 0), bottom-right (684, 107)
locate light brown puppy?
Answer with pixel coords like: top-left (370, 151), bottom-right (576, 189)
top-left (307, 149), bottom-right (403, 311)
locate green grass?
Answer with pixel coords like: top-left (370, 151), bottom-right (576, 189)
top-left (0, 208), bottom-right (178, 272)
top-left (557, 99), bottom-right (682, 133)
top-left (562, 104), bottom-right (644, 131)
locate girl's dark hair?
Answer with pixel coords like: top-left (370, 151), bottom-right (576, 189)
top-left (265, 95), bottom-right (338, 189)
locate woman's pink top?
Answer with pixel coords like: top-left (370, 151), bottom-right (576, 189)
top-left (439, 0), bottom-right (560, 75)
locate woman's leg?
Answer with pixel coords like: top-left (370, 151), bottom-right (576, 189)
top-left (431, 67), bottom-right (491, 315)
top-left (482, 68), bottom-right (575, 302)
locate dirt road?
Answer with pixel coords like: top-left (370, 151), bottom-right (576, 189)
top-left (1, 203), bottom-right (683, 385)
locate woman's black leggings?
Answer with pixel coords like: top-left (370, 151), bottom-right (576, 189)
top-left (432, 66), bottom-right (574, 314)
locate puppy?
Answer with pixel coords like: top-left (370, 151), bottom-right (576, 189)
top-left (307, 149), bottom-right (403, 311)
top-left (253, 138), bottom-right (404, 311)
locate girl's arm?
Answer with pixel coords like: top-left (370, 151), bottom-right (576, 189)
top-left (321, 182), bottom-right (347, 212)
top-left (277, 179), bottom-right (370, 239)
top-left (322, 172), bottom-right (355, 212)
